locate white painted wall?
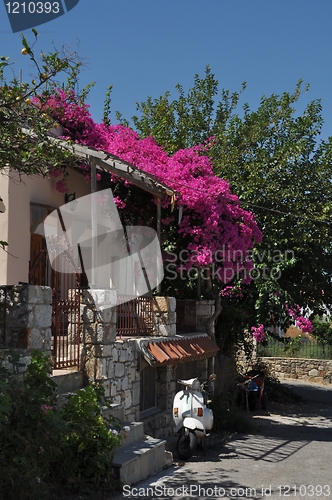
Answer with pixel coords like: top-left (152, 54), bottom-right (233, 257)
top-left (0, 168), bottom-right (90, 285)
top-left (0, 171), bottom-right (10, 284)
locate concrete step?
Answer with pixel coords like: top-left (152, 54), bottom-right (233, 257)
top-left (52, 369), bottom-right (85, 409)
top-left (112, 435), bottom-right (167, 485)
top-left (119, 421), bottom-right (144, 447)
top-left (102, 403), bottom-right (124, 422)
top-left (52, 369), bottom-right (85, 394)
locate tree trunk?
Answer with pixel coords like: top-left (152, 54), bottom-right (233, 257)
top-left (206, 295), bottom-right (222, 342)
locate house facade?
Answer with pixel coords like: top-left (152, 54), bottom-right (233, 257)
top-left (0, 145), bottom-right (219, 438)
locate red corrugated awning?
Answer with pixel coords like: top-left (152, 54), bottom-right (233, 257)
top-left (138, 335), bottom-right (219, 366)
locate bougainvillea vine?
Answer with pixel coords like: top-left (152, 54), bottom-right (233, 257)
top-left (34, 89), bottom-right (262, 286)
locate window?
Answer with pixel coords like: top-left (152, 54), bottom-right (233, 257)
top-left (140, 365), bottom-right (156, 413)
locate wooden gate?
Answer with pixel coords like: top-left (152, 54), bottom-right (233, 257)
top-left (29, 234), bottom-right (81, 369)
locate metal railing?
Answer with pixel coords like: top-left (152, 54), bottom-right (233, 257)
top-left (116, 295), bottom-right (154, 337)
top-left (29, 243), bottom-right (81, 369)
top-left (257, 337), bottom-right (332, 360)
top-left (52, 288), bottom-right (81, 369)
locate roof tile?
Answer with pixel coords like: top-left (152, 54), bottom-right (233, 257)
top-left (146, 335), bottom-right (219, 366)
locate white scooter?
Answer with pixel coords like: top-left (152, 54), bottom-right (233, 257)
top-left (173, 374), bottom-right (216, 460)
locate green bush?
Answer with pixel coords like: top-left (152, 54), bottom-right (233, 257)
top-left (0, 351), bottom-right (122, 499)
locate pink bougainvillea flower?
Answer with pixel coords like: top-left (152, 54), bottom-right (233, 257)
top-left (251, 324), bottom-right (266, 343)
top-left (49, 168), bottom-right (62, 178)
top-left (55, 179), bottom-right (68, 193)
top-left (285, 303), bottom-right (314, 334)
top-left (40, 404), bottom-right (53, 415)
top-left (39, 88), bottom-right (262, 285)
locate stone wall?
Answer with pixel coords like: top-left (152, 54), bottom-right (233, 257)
top-left (259, 356), bottom-right (332, 384)
top-left (79, 291), bottom-right (214, 436)
top-left (0, 284), bottom-right (52, 373)
top-left (104, 339), bottom-right (140, 422)
top-left (153, 296), bottom-right (176, 336)
top-left (80, 292), bottom-right (180, 424)
top-left (196, 300), bottom-right (215, 334)
top-left (142, 358), bottom-right (209, 439)
top-left (0, 286), bottom-right (216, 437)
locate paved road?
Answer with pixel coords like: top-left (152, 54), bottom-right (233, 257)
top-left (118, 380), bottom-right (332, 500)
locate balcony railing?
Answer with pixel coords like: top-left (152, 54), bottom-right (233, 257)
top-left (116, 295), bottom-right (155, 337)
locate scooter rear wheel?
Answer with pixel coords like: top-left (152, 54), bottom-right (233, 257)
top-left (176, 428), bottom-right (197, 460)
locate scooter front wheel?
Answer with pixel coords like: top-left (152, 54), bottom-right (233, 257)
top-left (176, 428), bottom-right (197, 460)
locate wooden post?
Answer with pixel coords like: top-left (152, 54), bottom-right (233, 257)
top-left (157, 197), bottom-right (161, 293)
top-left (90, 158), bottom-right (97, 288)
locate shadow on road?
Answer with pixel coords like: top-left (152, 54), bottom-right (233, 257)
top-left (117, 380), bottom-right (332, 499)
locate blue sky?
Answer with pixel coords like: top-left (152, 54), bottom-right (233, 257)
top-left (2, 0), bottom-right (332, 140)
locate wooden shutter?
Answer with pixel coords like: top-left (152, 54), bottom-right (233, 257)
top-left (29, 234), bottom-right (46, 285)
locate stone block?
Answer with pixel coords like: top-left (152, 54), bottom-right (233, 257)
top-left (107, 360), bottom-right (115, 379)
top-left (41, 328), bottom-right (52, 351)
top-left (6, 304), bottom-right (34, 328)
top-left (12, 329), bottom-right (29, 348)
top-left (92, 344), bottom-right (114, 358)
top-left (110, 382), bottom-right (118, 398)
top-left (20, 285), bottom-right (42, 304)
top-left (15, 354), bottom-right (31, 373)
top-left (18, 285), bottom-right (51, 305)
top-left (28, 328), bottom-right (45, 350)
top-left (156, 324), bottom-right (171, 337)
top-left (132, 381), bottom-right (140, 406)
top-left (111, 347), bottom-right (119, 361)
top-left (87, 289), bottom-right (117, 309)
top-left (308, 369), bottom-right (319, 377)
top-left (156, 324), bottom-right (176, 337)
top-left (115, 362), bottom-right (125, 377)
top-left (130, 366), bottom-right (138, 383)
top-left (99, 323), bottom-right (116, 344)
top-left (83, 323), bottom-right (116, 344)
top-left (153, 296), bottom-right (167, 312)
top-left (155, 312), bottom-right (176, 326)
top-left (34, 304), bottom-right (52, 329)
top-left (102, 380), bottom-right (111, 398)
top-left (123, 389), bottom-right (132, 409)
top-left (168, 297), bottom-right (176, 312)
top-left (113, 395), bottom-right (121, 405)
top-left (80, 324), bottom-right (94, 344)
top-left (85, 357), bottom-right (106, 380)
top-left (81, 306), bottom-right (95, 324)
top-left (119, 349), bottom-right (128, 362)
top-left (121, 376), bottom-right (129, 390)
top-left (96, 307), bottom-right (115, 324)
top-left (104, 289), bottom-right (118, 306)
top-left (41, 287), bottom-right (53, 304)
top-left (153, 296), bottom-right (175, 313)
top-left (125, 412), bottom-right (136, 422)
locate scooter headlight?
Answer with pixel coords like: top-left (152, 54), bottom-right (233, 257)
top-left (192, 379), bottom-right (200, 391)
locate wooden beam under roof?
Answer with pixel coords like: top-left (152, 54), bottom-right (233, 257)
top-left (23, 128), bottom-right (176, 199)
top-left (62, 141), bottom-right (176, 199)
